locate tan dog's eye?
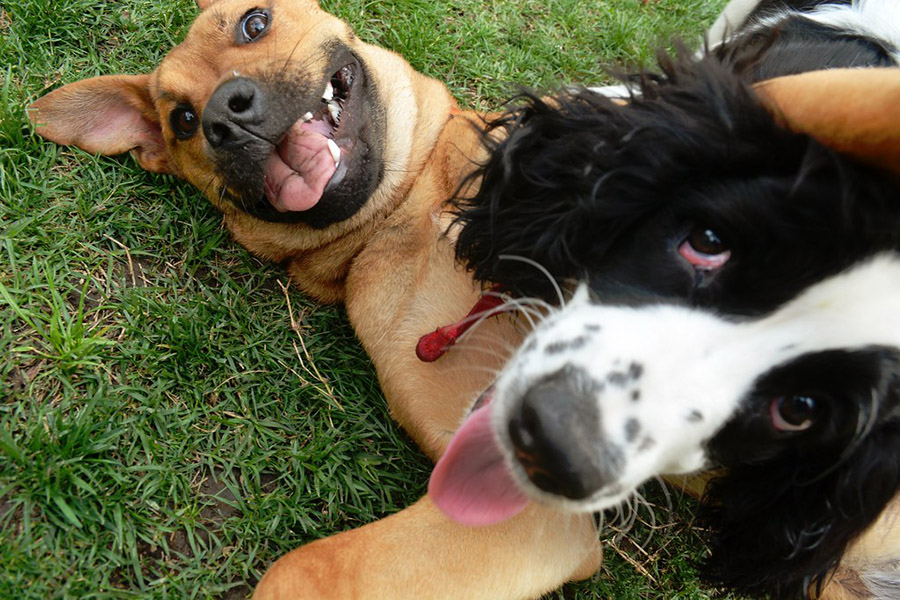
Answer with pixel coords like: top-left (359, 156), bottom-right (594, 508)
top-left (170, 104), bottom-right (199, 139)
top-left (239, 9), bottom-right (270, 43)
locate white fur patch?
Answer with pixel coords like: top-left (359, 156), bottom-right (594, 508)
top-left (708, 0), bottom-right (764, 47)
top-left (586, 84), bottom-right (632, 99)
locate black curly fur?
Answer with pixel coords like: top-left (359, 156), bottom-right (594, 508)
top-left (451, 45), bottom-right (900, 600)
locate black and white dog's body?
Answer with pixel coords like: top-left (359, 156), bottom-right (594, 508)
top-left (429, 1), bottom-right (900, 598)
top-left (709, 0), bottom-right (900, 77)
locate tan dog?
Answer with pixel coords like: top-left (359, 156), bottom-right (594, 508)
top-left (29, 1), bottom-right (900, 598)
top-left (30, 1), bottom-right (603, 597)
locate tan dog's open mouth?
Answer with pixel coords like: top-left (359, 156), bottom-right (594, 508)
top-left (264, 61), bottom-right (361, 213)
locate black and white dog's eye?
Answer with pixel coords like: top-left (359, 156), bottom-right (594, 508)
top-left (689, 227), bottom-right (726, 255)
top-left (679, 226), bottom-right (731, 270)
top-left (170, 104), bottom-right (199, 139)
top-left (770, 395), bottom-right (822, 432)
top-left (239, 9), bottom-right (270, 43)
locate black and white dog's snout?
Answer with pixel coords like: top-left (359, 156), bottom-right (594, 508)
top-left (508, 366), bottom-right (620, 500)
top-left (492, 289), bottom-right (734, 510)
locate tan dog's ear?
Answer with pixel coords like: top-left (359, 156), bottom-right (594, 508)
top-left (196, 0), bottom-right (216, 9)
top-left (29, 74), bottom-right (170, 174)
top-left (755, 68), bottom-right (900, 177)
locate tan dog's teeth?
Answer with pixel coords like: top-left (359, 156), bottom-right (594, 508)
top-left (322, 81), bottom-right (334, 102)
top-left (328, 102), bottom-right (342, 123)
top-left (301, 111), bottom-right (314, 122)
top-left (327, 139), bottom-right (341, 167)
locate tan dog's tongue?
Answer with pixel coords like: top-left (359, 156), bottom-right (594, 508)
top-left (264, 121), bottom-right (337, 212)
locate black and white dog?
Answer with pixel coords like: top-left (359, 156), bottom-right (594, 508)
top-left (429, 1), bottom-right (900, 598)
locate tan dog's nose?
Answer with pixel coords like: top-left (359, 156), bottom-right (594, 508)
top-left (202, 77), bottom-right (266, 149)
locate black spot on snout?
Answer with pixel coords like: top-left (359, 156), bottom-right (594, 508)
top-left (544, 335), bottom-right (589, 355)
top-left (607, 371), bottom-right (628, 386)
top-left (545, 341), bottom-right (568, 355)
top-left (628, 362), bottom-right (644, 380)
top-left (607, 361), bottom-right (644, 387)
top-left (625, 418), bottom-right (641, 442)
top-left (687, 410), bottom-right (704, 423)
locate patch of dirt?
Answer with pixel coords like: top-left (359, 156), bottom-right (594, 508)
top-left (106, 246), bottom-right (153, 290)
top-left (64, 277), bottom-right (105, 314)
top-left (0, 493), bottom-right (22, 526)
top-left (197, 469), bottom-right (242, 527)
top-left (0, 491), bottom-right (32, 550)
top-left (4, 358), bottom-right (47, 397)
top-left (219, 579), bottom-right (255, 600)
top-left (129, 467), bottom-right (277, 596)
top-left (144, 467), bottom-right (244, 561)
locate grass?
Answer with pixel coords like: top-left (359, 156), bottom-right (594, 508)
top-left (0, 0), bottom-right (737, 598)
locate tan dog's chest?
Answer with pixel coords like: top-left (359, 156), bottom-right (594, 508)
top-left (345, 127), bottom-right (526, 458)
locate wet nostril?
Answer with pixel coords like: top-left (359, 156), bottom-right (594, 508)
top-left (228, 92), bottom-right (254, 113)
top-left (207, 122), bottom-right (231, 147)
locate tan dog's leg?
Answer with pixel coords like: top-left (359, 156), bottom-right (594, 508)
top-left (253, 497), bottom-right (601, 600)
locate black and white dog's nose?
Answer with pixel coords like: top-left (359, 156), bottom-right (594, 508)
top-left (508, 366), bottom-right (621, 500)
top-left (202, 77), bottom-right (266, 149)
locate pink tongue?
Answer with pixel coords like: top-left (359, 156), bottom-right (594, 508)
top-left (264, 121), bottom-right (337, 212)
top-left (429, 405), bottom-right (529, 526)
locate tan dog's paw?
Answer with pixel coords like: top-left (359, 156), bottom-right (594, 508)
top-left (253, 540), bottom-right (347, 600)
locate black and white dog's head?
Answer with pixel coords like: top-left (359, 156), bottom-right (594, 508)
top-left (483, 267), bottom-right (900, 598)
top-left (430, 4), bottom-right (900, 598)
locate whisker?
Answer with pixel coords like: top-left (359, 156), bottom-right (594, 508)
top-left (436, 365), bottom-right (504, 381)
top-left (595, 511), bottom-right (606, 540)
top-left (492, 293), bottom-right (547, 315)
top-left (451, 332), bottom-right (515, 363)
top-left (498, 254), bottom-right (566, 306)
top-left (449, 294), bottom-right (551, 349)
top-left (632, 489), bottom-right (658, 547)
top-left (435, 342), bottom-right (513, 365)
top-left (454, 325), bottom-right (521, 344)
top-left (199, 172), bottom-right (219, 199)
top-left (653, 476), bottom-right (674, 514)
